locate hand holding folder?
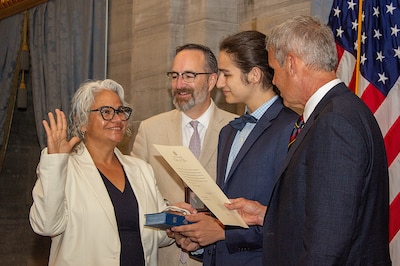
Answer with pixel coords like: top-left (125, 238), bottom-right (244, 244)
top-left (152, 145), bottom-right (249, 228)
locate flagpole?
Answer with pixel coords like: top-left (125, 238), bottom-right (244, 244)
top-left (355, 0), bottom-right (364, 96)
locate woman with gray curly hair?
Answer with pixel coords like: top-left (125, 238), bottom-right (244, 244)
top-left (29, 79), bottom-right (174, 266)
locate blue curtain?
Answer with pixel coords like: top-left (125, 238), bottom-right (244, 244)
top-left (29, 0), bottom-right (107, 148)
top-left (0, 14), bottom-right (24, 149)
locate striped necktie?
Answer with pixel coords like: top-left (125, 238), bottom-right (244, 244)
top-left (288, 115), bottom-right (304, 149)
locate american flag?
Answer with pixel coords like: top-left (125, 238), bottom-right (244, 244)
top-left (327, 0), bottom-right (400, 263)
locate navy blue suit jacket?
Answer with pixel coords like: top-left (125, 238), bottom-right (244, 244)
top-left (263, 83), bottom-right (391, 265)
top-left (202, 97), bottom-right (297, 266)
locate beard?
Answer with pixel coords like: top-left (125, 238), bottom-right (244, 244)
top-left (172, 86), bottom-right (208, 112)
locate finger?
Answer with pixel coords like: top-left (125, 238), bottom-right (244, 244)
top-left (183, 237), bottom-right (196, 246)
top-left (171, 202), bottom-right (197, 214)
top-left (184, 213), bottom-right (209, 223)
top-left (175, 234), bottom-right (189, 246)
top-left (171, 225), bottom-right (189, 233)
top-left (188, 243), bottom-right (201, 251)
top-left (69, 136), bottom-right (81, 148)
top-left (42, 120), bottom-right (51, 136)
top-left (47, 111), bottom-right (56, 131)
top-left (224, 202), bottom-right (237, 210)
top-left (166, 230), bottom-right (175, 238)
top-left (59, 109), bottom-right (68, 132)
top-left (55, 109), bottom-right (64, 132)
top-left (225, 198), bottom-right (245, 209)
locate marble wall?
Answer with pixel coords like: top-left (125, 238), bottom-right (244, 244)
top-left (0, 2), bottom-right (314, 265)
top-left (108, 0), bottom-right (311, 152)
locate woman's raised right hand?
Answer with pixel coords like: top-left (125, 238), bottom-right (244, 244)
top-left (42, 109), bottom-right (81, 154)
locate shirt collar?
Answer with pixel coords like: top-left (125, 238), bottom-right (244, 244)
top-left (181, 100), bottom-right (214, 128)
top-left (304, 79), bottom-right (341, 122)
top-left (245, 95), bottom-right (279, 120)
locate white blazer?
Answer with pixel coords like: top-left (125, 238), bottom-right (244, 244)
top-left (29, 144), bottom-right (173, 266)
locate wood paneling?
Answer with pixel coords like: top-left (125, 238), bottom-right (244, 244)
top-left (0, 0), bottom-right (47, 20)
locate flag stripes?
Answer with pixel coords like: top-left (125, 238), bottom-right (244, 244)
top-left (328, 0), bottom-right (400, 264)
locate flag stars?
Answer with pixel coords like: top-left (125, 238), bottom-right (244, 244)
top-left (373, 6), bottom-right (380, 17)
top-left (360, 53), bottom-right (367, 65)
top-left (361, 32), bottom-right (367, 44)
top-left (351, 20), bottom-right (358, 30)
top-left (348, 0), bottom-right (357, 10)
top-left (374, 29), bottom-right (383, 39)
top-left (391, 24), bottom-right (400, 36)
top-left (386, 2), bottom-right (396, 14)
top-left (376, 51), bottom-right (385, 62)
top-left (394, 46), bottom-right (400, 58)
top-left (336, 26), bottom-right (344, 38)
top-left (378, 72), bottom-right (388, 84)
top-left (333, 6), bottom-right (341, 17)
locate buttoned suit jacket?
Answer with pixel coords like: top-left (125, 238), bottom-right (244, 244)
top-left (202, 98), bottom-right (297, 266)
top-left (132, 102), bottom-right (237, 266)
top-left (263, 83), bottom-right (391, 265)
top-left (29, 145), bottom-right (172, 266)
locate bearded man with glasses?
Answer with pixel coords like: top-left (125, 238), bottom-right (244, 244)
top-left (132, 43), bottom-right (237, 266)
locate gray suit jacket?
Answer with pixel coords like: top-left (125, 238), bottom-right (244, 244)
top-left (132, 102), bottom-right (237, 266)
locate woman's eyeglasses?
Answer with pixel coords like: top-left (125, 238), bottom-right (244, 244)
top-left (89, 106), bottom-right (132, 121)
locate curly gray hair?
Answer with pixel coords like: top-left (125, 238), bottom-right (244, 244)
top-left (68, 79), bottom-right (133, 142)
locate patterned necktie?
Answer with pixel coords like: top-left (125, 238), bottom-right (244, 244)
top-left (288, 115), bottom-right (304, 149)
top-left (229, 113), bottom-right (258, 130)
top-left (189, 120), bottom-right (201, 158)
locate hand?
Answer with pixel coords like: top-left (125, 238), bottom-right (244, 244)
top-left (42, 109), bottom-right (81, 154)
top-left (166, 229), bottom-right (201, 252)
top-left (171, 213), bottom-right (224, 246)
top-left (224, 198), bottom-right (267, 226)
top-left (170, 202), bottom-right (197, 214)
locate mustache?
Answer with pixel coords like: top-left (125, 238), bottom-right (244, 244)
top-left (173, 87), bottom-right (194, 95)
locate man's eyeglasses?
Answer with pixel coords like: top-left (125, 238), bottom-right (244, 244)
top-left (90, 106), bottom-right (132, 121)
top-left (166, 71), bottom-right (213, 83)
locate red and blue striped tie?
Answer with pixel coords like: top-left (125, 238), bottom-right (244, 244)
top-left (288, 115), bottom-right (304, 149)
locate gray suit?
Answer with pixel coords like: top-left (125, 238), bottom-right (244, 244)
top-left (132, 101), bottom-right (237, 266)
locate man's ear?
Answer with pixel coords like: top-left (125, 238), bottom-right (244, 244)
top-left (287, 53), bottom-right (296, 77)
top-left (208, 73), bottom-right (218, 92)
top-left (248, 66), bottom-right (263, 84)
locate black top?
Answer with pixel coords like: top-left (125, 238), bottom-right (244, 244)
top-left (100, 169), bottom-right (145, 266)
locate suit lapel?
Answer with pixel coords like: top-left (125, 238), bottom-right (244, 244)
top-left (217, 128), bottom-right (236, 188)
top-left (200, 104), bottom-right (223, 167)
top-left (274, 83), bottom-right (348, 182)
top-left (224, 99), bottom-right (282, 184)
top-left (166, 110), bottom-right (183, 146)
top-left (115, 149), bottom-right (147, 222)
top-left (76, 146), bottom-right (118, 232)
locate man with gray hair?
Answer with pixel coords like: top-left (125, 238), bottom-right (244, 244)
top-left (226, 15), bottom-right (391, 265)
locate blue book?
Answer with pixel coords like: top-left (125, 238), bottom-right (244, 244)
top-left (145, 212), bottom-right (192, 230)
